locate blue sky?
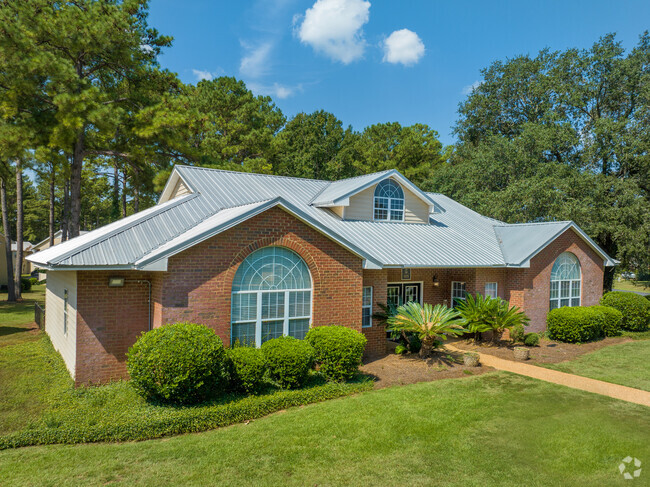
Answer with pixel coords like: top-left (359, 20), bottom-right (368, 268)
top-left (149, 0), bottom-right (650, 145)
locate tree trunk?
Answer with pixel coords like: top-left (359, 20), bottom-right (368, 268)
top-left (61, 177), bottom-right (70, 242)
top-left (69, 129), bottom-right (85, 238)
top-left (133, 185), bottom-right (139, 213)
top-left (49, 164), bottom-right (55, 246)
top-left (1, 177), bottom-right (16, 302)
top-left (14, 159), bottom-right (23, 300)
top-left (121, 168), bottom-right (127, 218)
top-left (419, 336), bottom-right (434, 359)
top-left (491, 329), bottom-right (503, 344)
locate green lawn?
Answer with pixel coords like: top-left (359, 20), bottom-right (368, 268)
top-left (543, 340), bottom-right (650, 392)
top-left (613, 279), bottom-right (650, 294)
top-left (1, 287), bottom-right (649, 486)
top-left (0, 372), bottom-right (648, 487)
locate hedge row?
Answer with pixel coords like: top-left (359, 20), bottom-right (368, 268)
top-left (0, 380), bottom-right (373, 450)
top-left (600, 291), bottom-right (650, 331)
top-left (547, 305), bottom-right (623, 343)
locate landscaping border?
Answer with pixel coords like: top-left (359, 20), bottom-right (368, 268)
top-left (0, 379), bottom-right (373, 449)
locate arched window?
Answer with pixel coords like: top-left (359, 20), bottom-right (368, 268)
top-left (550, 252), bottom-right (581, 310)
top-left (373, 179), bottom-right (404, 221)
top-left (231, 247), bottom-right (312, 346)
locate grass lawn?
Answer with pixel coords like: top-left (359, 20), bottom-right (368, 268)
top-left (0, 372), bottom-right (648, 486)
top-left (543, 340), bottom-right (650, 392)
top-left (612, 279), bottom-right (650, 294)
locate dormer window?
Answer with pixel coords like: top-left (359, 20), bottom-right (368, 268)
top-left (373, 179), bottom-right (404, 221)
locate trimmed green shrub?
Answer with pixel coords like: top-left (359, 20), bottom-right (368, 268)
top-left (600, 291), bottom-right (650, 331)
top-left (20, 278), bottom-right (32, 292)
top-left (0, 380), bottom-right (373, 450)
top-left (591, 305), bottom-right (623, 337)
top-left (547, 307), bottom-right (605, 343)
top-left (29, 277), bottom-right (38, 285)
top-left (126, 322), bottom-right (227, 404)
top-left (227, 346), bottom-right (266, 394)
top-left (394, 344), bottom-right (407, 355)
top-left (523, 332), bottom-right (540, 347)
top-left (510, 323), bottom-right (525, 343)
top-left (305, 326), bottom-right (366, 381)
top-left (261, 336), bottom-right (315, 389)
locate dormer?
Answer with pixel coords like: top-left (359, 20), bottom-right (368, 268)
top-left (312, 170), bottom-right (444, 224)
top-left (158, 167), bottom-right (195, 204)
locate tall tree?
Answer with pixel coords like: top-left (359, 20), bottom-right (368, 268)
top-left (429, 32), bottom-right (650, 289)
top-left (272, 110), bottom-right (357, 180)
top-left (355, 122), bottom-right (446, 186)
top-left (0, 0), bottom-right (172, 237)
top-left (0, 175), bottom-right (15, 301)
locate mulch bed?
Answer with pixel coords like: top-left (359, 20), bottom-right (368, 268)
top-left (360, 347), bottom-right (491, 389)
top-left (450, 336), bottom-right (634, 364)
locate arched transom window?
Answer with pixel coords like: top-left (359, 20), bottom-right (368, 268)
top-left (231, 247), bottom-right (312, 346)
top-left (373, 179), bottom-right (404, 221)
top-left (550, 252), bottom-right (581, 310)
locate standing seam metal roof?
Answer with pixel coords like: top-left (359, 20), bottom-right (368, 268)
top-left (27, 165), bottom-right (616, 269)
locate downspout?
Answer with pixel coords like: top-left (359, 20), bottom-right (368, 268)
top-left (125, 279), bottom-right (152, 331)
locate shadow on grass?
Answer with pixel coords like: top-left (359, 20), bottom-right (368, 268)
top-left (0, 326), bottom-right (36, 337)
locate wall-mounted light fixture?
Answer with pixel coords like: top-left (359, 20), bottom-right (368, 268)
top-left (108, 277), bottom-right (125, 287)
top-left (432, 274), bottom-right (439, 287)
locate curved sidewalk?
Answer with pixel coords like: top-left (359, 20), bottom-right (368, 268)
top-left (447, 344), bottom-right (650, 407)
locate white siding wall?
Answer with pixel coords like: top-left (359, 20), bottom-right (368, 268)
top-left (170, 179), bottom-right (191, 199)
top-left (45, 271), bottom-right (77, 377)
top-left (345, 180), bottom-right (430, 223)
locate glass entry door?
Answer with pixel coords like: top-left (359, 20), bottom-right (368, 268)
top-left (387, 283), bottom-right (421, 307)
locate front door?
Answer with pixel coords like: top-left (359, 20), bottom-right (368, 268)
top-left (387, 283), bottom-right (421, 307)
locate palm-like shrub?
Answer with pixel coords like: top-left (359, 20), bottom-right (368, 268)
top-left (457, 294), bottom-right (529, 343)
top-left (387, 302), bottom-right (465, 358)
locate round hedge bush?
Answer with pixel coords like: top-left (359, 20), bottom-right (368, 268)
top-left (126, 322), bottom-right (227, 404)
top-left (546, 307), bottom-right (604, 343)
top-left (591, 305), bottom-right (623, 337)
top-left (305, 326), bottom-right (367, 381)
top-left (227, 346), bottom-right (266, 393)
top-left (600, 291), bottom-right (650, 331)
top-left (523, 332), bottom-right (540, 347)
top-left (261, 336), bottom-right (315, 389)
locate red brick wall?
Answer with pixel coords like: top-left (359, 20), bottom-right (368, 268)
top-left (159, 206), bottom-right (363, 335)
top-left (362, 270), bottom-right (387, 355)
top-left (75, 271), bottom-right (154, 386)
top-left (505, 228), bottom-right (604, 332)
top-left (74, 207), bottom-right (364, 385)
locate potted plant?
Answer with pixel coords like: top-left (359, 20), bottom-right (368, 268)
top-left (463, 352), bottom-right (480, 367)
top-left (513, 346), bottom-right (530, 361)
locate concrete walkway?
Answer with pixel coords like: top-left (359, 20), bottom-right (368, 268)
top-left (447, 344), bottom-right (650, 408)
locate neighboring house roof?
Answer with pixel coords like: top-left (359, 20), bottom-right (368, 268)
top-left (31, 230), bottom-right (89, 251)
top-left (28, 165), bottom-right (617, 271)
top-left (11, 241), bottom-right (32, 252)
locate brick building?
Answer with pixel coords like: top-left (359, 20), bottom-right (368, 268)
top-left (29, 166), bottom-right (616, 385)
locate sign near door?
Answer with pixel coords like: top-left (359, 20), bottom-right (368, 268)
top-left (401, 268), bottom-right (411, 280)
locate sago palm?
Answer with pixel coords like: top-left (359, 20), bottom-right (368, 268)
top-left (491, 300), bottom-right (530, 342)
top-left (387, 302), bottom-right (466, 358)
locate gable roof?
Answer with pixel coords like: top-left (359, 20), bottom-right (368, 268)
top-left (310, 169), bottom-right (444, 213)
top-left (31, 230), bottom-right (89, 251)
top-left (494, 222), bottom-right (617, 267)
top-left (28, 165), bottom-right (617, 271)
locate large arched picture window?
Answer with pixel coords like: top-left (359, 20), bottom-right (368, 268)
top-left (550, 252), bottom-right (581, 310)
top-left (373, 179), bottom-right (404, 221)
top-left (231, 247), bottom-right (312, 346)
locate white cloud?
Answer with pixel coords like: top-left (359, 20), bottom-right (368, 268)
top-left (240, 42), bottom-right (273, 78)
top-left (462, 80), bottom-right (483, 95)
top-left (248, 82), bottom-right (302, 99)
top-left (295, 0), bottom-right (371, 64)
top-left (382, 29), bottom-right (424, 66)
top-left (192, 69), bottom-right (215, 81)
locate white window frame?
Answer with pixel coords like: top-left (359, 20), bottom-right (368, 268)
top-left (451, 281), bottom-right (466, 306)
top-left (484, 282), bottom-right (498, 299)
top-left (231, 288), bottom-right (312, 346)
top-left (63, 289), bottom-right (68, 336)
top-left (549, 252), bottom-right (582, 310)
top-left (230, 247), bottom-right (313, 347)
top-left (373, 180), bottom-right (405, 222)
top-left (362, 286), bottom-right (373, 328)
